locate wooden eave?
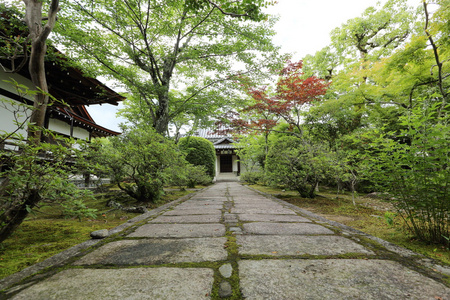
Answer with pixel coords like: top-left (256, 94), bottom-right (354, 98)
top-left (1, 55), bottom-right (125, 107)
top-left (49, 106), bottom-right (121, 137)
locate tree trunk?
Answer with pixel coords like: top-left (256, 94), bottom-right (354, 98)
top-left (0, 189), bottom-right (41, 243)
top-left (154, 91), bottom-right (170, 135)
top-left (23, 0), bottom-right (59, 144)
top-left (0, 0), bottom-right (60, 244)
top-left (27, 38), bottom-right (49, 144)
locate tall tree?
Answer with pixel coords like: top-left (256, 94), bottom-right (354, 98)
top-left (23, 0), bottom-right (59, 144)
top-left (1, 1), bottom-right (59, 143)
top-left (56, 0), bottom-right (282, 134)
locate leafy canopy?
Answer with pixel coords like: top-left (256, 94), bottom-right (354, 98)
top-left (56, 0), bottom-right (283, 134)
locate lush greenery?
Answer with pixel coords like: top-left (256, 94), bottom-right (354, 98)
top-left (234, 0), bottom-right (449, 246)
top-left (178, 136), bottom-right (216, 178)
top-left (366, 101), bottom-right (449, 245)
top-left (55, 0), bottom-right (283, 135)
top-left (0, 128), bottom-right (99, 244)
top-left (100, 126), bottom-right (193, 202)
top-left (1, 0), bottom-right (448, 264)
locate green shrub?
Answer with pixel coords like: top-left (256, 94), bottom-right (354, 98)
top-left (102, 127), bottom-right (187, 203)
top-left (265, 135), bottom-right (329, 198)
top-left (0, 132), bottom-right (98, 243)
top-left (240, 171), bottom-right (265, 184)
top-left (366, 101), bottom-right (449, 245)
top-left (184, 165), bottom-right (212, 188)
top-left (167, 164), bottom-right (212, 189)
top-left (178, 136), bottom-right (216, 178)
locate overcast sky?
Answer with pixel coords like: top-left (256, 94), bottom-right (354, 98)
top-left (88, 0), bottom-right (420, 132)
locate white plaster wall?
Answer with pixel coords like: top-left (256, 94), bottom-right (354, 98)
top-left (0, 97), bottom-right (31, 138)
top-left (48, 119), bottom-right (89, 140)
top-left (232, 155), bottom-right (238, 172)
top-left (1, 69), bottom-right (91, 141)
top-left (48, 118), bottom-right (71, 136)
top-left (0, 69), bottom-right (36, 101)
top-left (1, 69), bottom-right (37, 139)
top-left (215, 155), bottom-right (220, 177)
top-left (72, 126), bottom-right (90, 140)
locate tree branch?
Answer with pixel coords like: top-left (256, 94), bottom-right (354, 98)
top-left (206, 0), bottom-right (252, 18)
top-left (423, 0), bottom-right (447, 115)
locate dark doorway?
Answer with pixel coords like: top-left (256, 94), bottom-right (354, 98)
top-left (220, 155), bottom-right (233, 173)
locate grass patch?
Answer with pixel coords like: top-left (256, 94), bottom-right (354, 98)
top-left (0, 186), bottom-right (198, 279)
top-left (249, 184), bottom-right (450, 266)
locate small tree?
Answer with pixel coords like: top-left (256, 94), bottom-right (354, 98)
top-left (265, 134), bottom-right (330, 198)
top-left (0, 129), bottom-right (97, 243)
top-left (103, 127), bottom-right (187, 203)
top-left (178, 136), bottom-right (216, 178)
top-left (367, 100), bottom-right (449, 245)
top-left (168, 164), bottom-right (211, 189)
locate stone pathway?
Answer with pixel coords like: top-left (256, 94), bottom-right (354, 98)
top-left (1, 182), bottom-right (449, 299)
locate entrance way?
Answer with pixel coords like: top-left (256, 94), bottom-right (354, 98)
top-left (220, 155), bottom-right (233, 173)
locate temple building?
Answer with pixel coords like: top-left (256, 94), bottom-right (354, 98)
top-left (193, 129), bottom-right (243, 181)
top-left (0, 52), bottom-right (124, 148)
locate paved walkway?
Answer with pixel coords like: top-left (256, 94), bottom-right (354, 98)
top-left (1, 182), bottom-right (449, 299)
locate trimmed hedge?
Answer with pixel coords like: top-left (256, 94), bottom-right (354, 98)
top-left (178, 136), bottom-right (216, 178)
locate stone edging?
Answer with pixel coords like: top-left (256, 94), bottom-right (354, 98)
top-left (246, 185), bottom-right (450, 277)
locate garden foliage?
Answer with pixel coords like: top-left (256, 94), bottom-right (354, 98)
top-left (366, 101), bottom-right (449, 245)
top-left (265, 134), bottom-right (330, 198)
top-left (0, 129), bottom-right (97, 243)
top-left (101, 127), bottom-right (189, 202)
top-left (178, 136), bottom-right (216, 178)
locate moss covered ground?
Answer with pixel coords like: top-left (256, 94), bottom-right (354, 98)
top-left (0, 187), bottom-right (198, 279)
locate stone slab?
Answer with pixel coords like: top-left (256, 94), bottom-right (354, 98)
top-left (163, 209), bottom-right (221, 216)
top-left (128, 223), bottom-right (226, 238)
top-left (190, 196), bottom-right (227, 200)
top-left (231, 208), bottom-right (296, 215)
top-left (239, 259), bottom-right (450, 299)
top-left (237, 235), bottom-right (374, 256)
top-left (11, 268), bottom-right (213, 300)
top-left (74, 238), bottom-right (227, 265)
top-left (175, 204), bottom-right (223, 210)
top-left (150, 215), bottom-right (221, 223)
top-left (243, 222), bottom-right (333, 235)
top-left (233, 199), bottom-right (274, 204)
top-left (234, 202), bottom-right (285, 212)
top-left (238, 214), bottom-right (311, 223)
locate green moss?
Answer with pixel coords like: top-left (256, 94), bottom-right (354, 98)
top-left (0, 188), bottom-right (198, 280)
top-left (0, 219), bottom-right (116, 279)
top-left (224, 235), bottom-right (240, 259)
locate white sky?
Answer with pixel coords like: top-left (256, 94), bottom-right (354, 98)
top-left (88, 0), bottom-right (421, 132)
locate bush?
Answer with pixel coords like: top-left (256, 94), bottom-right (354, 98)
top-left (0, 132), bottom-right (98, 243)
top-left (102, 127), bottom-right (187, 203)
top-left (167, 164), bottom-right (212, 189)
top-left (178, 136), bottom-right (216, 178)
top-left (265, 135), bottom-right (329, 198)
top-left (366, 101), bottom-right (449, 245)
top-left (240, 171), bottom-right (265, 184)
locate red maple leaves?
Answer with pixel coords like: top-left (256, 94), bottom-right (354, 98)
top-left (218, 60), bottom-right (329, 135)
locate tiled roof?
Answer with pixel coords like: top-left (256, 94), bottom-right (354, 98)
top-left (214, 144), bottom-right (235, 149)
top-left (213, 137), bottom-right (235, 145)
top-left (193, 129), bottom-right (230, 139)
top-left (192, 128), bottom-right (239, 150)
